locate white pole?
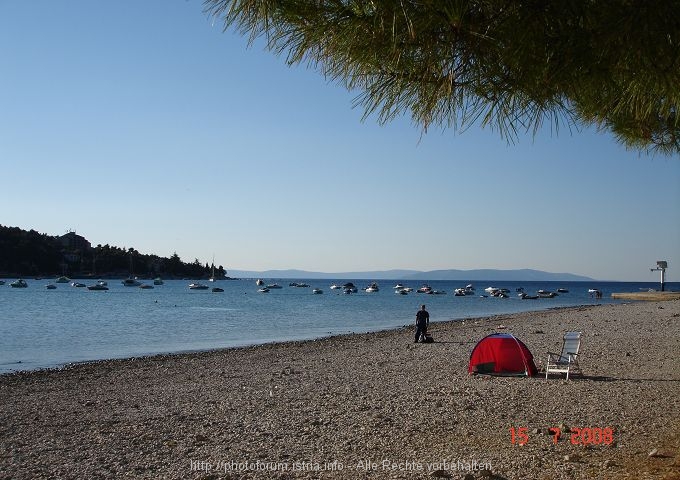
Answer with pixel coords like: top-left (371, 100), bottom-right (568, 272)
top-left (661, 268), bottom-right (665, 292)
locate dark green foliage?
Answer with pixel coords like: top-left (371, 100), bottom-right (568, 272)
top-left (0, 226), bottom-right (62, 275)
top-left (0, 225), bottom-right (220, 278)
top-left (204, 0), bottom-right (680, 154)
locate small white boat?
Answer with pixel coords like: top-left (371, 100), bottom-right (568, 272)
top-left (153, 277), bottom-right (164, 285)
top-left (417, 285), bottom-right (432, 294)
top-left (589, 288), bottom-right (603, 298)
top-left (122, 278), bottom-right (141, 287)
top-left (55, 276), bottom-right (70, 284)
top-left (258, 287), bottom-right (270, 293)
top-left (519, 292), bottom-right (538, 300)
top-left (365, 282), bottom-right (379, 293)
top-left (312, 288), bottom-right (323, 294)
top-left (396, 289), bottom-right (408, 295)
top-left (189, 282), bottom-right (209, 290)
top-left (71, 282), bottom-right (86, 288)
top-left (393, 283), bottom-right (405, 289)
top-left (256, 279), bottom-right (264, 286)
top-left (330, 284), bottom-right (342, 289)
top-left (10, 279), bottom-right (28, 288)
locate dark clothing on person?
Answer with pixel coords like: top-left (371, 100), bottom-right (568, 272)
top-left (415, 307), bottom-right (430, 343)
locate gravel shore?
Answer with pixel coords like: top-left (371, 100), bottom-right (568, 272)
top-left (1, 301), bottom-right (679, 479)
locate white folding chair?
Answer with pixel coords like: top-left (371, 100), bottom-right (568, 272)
top-left (545, 331), bottom-right (582, 380)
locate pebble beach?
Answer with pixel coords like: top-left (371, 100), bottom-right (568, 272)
top-left (1, 300), bottom-right (679, 480)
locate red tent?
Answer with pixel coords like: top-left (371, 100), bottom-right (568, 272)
top-left (468, 333), bottom-right (538, 377)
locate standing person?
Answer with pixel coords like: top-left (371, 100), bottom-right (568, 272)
top-left (414, 304), bottom-right (429, 343)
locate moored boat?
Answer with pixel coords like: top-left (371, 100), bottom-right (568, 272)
top-left (10, 279), bottom-right (28, 288)
top-left (87, 283), bottom-right (109, 291)
top-left (122, 277), bottom-right (141, 287)
top-left (212, 287), bottom-right (224, 292)
top-left (189, 282), bottom-right (209, 290)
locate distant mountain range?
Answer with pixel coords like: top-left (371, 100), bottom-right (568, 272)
top-left (228, 268), bottom-right (595, 282)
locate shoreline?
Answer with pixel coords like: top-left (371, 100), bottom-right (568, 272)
top-left (1, 301), bottom-right (679, 479)
top-left (2, 303), bottom-right (607, 377)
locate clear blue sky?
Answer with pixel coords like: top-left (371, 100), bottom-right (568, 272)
top-left (2, 1), bottom-right (679, 281)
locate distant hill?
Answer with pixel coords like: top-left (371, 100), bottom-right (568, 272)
top-left (228, 268), bottom-right (594, 281)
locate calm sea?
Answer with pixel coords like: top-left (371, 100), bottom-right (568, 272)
top-left (1, 278), bottom-right (675, 374)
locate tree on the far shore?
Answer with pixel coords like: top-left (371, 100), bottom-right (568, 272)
top-left (204, 0), bottom-right (680, 155)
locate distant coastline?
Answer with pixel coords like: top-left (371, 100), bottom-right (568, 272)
top-left (0, 225), bottom-right (596, 282)
top-left (228, 268), bottom-right (595, 282)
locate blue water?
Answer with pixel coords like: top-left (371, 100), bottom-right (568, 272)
top-left (1, 278), bottom-right (675, 373)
